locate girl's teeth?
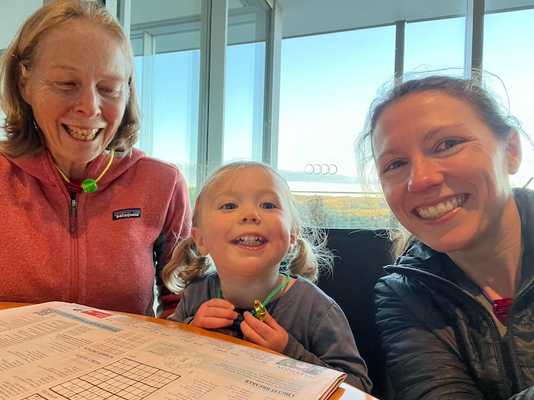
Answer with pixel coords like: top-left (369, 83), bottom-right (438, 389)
top-left (416, 195), bottom-right (466, 220)
top-left (236, 236), bottom-right (264, 245)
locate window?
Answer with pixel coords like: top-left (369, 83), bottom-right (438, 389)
top-left (224, 1), bottom-right (269, 162)
top-left (484, 7), bottom-right (534, 188)
top-left (0, 0), bottom-right (42, 49)
top-left (404, 15), bottom-right (466, 75)
top-left (124, 1), bottom-right (534, 229)
top-left (0, 0), bottom-right (43, 139)
top-left (278, 26), bottom-right (396, 228)
top-left (130, 0), bottom-right (202, 189)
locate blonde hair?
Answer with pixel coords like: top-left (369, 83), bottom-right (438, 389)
top-left (162, 161), bottom-right (333, 293)
top-left (0, 0), bottom-right (140, 157)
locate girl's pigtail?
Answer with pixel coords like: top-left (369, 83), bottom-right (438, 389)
top-left (287, 237), bottom-right (318, 282)
top-left (287, 231), bottom-right (333, 283)
top-left (162, 237), bottom-right (211, 293)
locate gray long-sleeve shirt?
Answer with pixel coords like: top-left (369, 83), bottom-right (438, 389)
top-left (169, 273), bottom-right (372, 392)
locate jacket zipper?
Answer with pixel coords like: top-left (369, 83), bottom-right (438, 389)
top-left (69, 196), bottom-right (78, 233)
top-left (505, 282), bottom-right (534, 391)
top-left (68, 193), bottom-right (79, 302)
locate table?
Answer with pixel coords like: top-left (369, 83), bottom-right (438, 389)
top-left (0, 302), bottom-right (377, 400)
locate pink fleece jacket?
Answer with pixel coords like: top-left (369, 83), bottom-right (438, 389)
top-left (0, 148), bottom-right (191, 314)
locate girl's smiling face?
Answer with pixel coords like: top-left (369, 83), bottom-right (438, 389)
top-left (372, 90), bottom-right (521, 253)
top-left (192, 166), bottom-right (297, 282)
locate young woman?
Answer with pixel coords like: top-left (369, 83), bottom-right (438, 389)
top-left (359, 75), bottom-right (533, 399)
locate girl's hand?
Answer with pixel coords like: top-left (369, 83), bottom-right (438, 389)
top-left (240, 311), bottom-right (288, 353)
top-left (191, 298), bottom-right (238, 329)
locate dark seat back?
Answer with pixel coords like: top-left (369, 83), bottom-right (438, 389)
top-left (317, 228), bottom-right (394, 399)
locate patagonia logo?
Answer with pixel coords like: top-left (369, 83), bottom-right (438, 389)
top-left (113, 208), bottom-right (142, 220)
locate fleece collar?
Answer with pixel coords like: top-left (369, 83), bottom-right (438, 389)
top-left (7, 148), bottom-right (146, 191)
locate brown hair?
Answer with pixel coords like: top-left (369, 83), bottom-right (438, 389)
top-left (356, 74), bottom-right (523, 182)
top-left (0, 0), bottom-right (140, 157)
top-left (162, 161), bottom-right (333, 293)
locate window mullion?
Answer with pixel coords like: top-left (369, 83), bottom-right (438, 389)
top-left (262, 0), bottom-right (281, 166)
top-left (394, 20), bottom-right (405, 85)
top-left (139, 32), bottom-right (155, 156)
top-left (197, 0), bottom-right (227, 188)
top-left (465, 0), bottom-right (484, 80)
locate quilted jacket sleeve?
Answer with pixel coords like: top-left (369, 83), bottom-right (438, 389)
top-left (375, 275), bottom-right (486, 400)
top-left (509, 386), bottom-right (534, 399)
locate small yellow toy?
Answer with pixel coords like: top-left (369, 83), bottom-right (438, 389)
top-left (253, 300), bottom-right (267, 321)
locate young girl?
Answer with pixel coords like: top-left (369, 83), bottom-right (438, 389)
top-left (163, 161), bottom-right (372, 392)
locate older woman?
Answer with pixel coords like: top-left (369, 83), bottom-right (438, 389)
top-left (358, 76), bottom-right (533, 399)
top-left (0, 0), bottom-right (191, 315)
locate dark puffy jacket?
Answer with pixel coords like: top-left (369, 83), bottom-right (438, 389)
top-left (375, 189), bottom-right (534, 400)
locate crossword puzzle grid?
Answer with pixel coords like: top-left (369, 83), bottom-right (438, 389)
top-left (49, 358), bottom-right (180, 400)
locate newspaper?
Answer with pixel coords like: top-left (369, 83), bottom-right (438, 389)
top-left (0, 302), bottom-right (350, 400)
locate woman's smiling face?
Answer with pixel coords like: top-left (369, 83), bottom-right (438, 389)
top-left (372, 90), bottom-right (521, 252)
top-left (20, 18), bottom-right (130, 177)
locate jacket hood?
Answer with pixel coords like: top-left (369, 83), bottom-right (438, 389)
top-left (6, 148), bottom-right (146, 191)
top-left (513, 188), bottom-right (534, 289)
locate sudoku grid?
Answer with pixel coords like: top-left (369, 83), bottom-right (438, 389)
top-left (47, 358), bottom-right (180, 400)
